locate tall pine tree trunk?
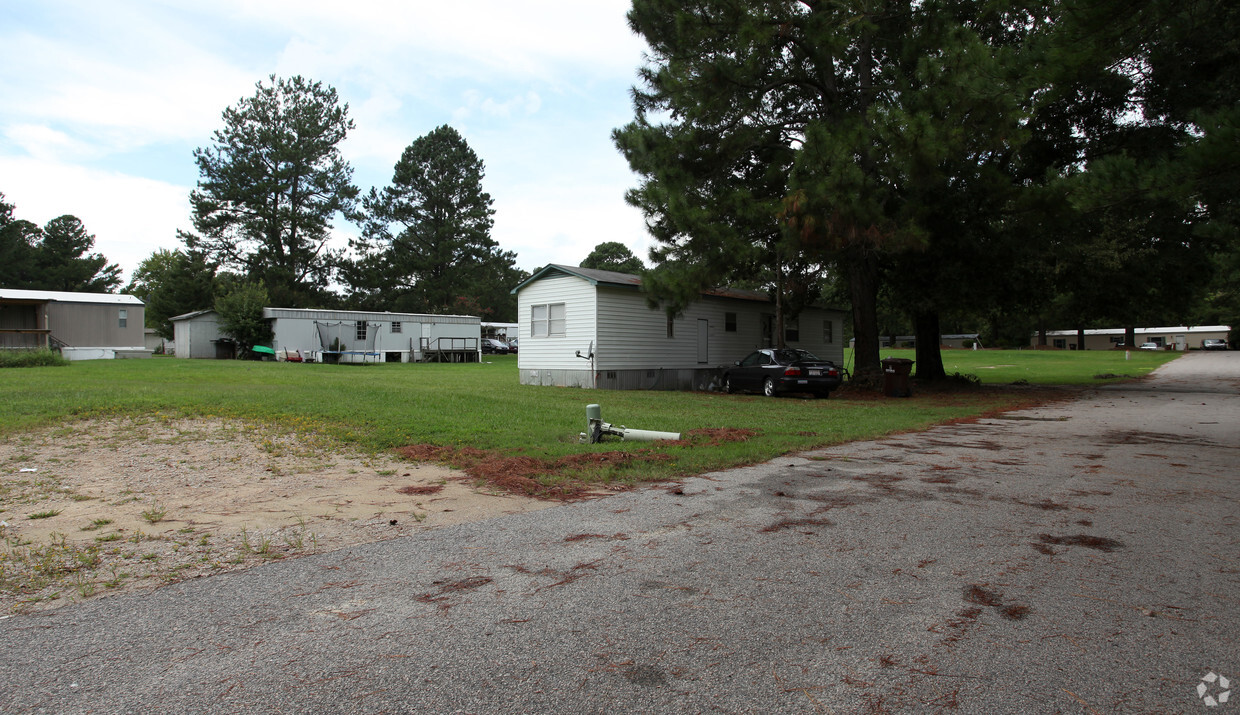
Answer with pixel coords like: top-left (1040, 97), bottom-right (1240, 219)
top-left (1076, 326), bottom-right (1086, 351)
top-left (1124, 326), bottom-right (1136, 348)
top-left (848, 252), bottom-right (881, 387)
top-left (913, 310), bottom-right (946, 381)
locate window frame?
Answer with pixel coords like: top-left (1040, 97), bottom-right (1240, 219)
top-left (531, 302), bottom-right (566, 338)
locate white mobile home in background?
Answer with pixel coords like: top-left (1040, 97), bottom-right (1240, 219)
top-left (512, 264), bottom-right (847, 390)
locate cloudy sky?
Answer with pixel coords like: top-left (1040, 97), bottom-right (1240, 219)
top-left (0, 0), bottom-right (655, 283)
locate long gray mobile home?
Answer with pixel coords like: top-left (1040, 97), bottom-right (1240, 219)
top-left (264, 308), bottom-right (481, 363)
top-left (513, 264), bottom-right (846, 390)
top-left (0, 288), bottom-right (148, 359)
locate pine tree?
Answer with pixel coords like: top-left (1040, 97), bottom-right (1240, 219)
top-left (345, 125), bottom-right (523, 319)
top-left (190, 75), bottom-right (358, 308)
top-left (35, 215), bottom-right (122, 293)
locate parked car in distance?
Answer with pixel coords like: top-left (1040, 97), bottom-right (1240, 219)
top-left (723, 348), bottom-right (843, 398)
top-left (1202, 338), bottom-right (1228, 350)
top-left (482, 338), bottom-right (510, 355)
top-left (506, 338), bottom-right (518, 353)
top-left (1138, 342), bottom-right (1161, 351)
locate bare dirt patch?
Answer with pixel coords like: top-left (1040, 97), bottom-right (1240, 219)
top-left (0, 417), bottom-right (553, 615)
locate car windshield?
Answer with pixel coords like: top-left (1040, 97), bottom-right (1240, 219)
top-left (773, 348), bottom-right (821, 363)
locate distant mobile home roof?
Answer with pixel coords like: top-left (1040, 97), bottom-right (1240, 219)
top-left (0, 288), bottom-right (143, 306)
top-left (261, 307), bottom-right (478, 324)
top-left (512, 264), bottom-right (802, 304)
top-left (1040, 325), bottom-right (1229, 336)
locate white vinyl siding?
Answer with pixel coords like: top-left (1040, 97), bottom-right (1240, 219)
top-left (516, 275), bottom-right (596, 371)
top-left (593, 287), bottom-right (843, 371)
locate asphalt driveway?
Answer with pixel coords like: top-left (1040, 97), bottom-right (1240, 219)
top-left (2, 351), bottom-right (1237, 713)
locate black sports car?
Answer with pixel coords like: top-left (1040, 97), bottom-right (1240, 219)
top-left (723, 348), bottom-right (843, 398)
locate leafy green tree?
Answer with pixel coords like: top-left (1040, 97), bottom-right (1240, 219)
top-left (0, 193), bottom-right (40, 289)
top-left (344, 125), bottom-right (523, 320)
top-left (34, 215), bottom-right (122, 293)
top-left (1021, 0), bottom-right (1232, 347)
top-left (615, 120), bottom-right (817, 348)
top-left (214, 282), bottom-right (272, 356)
top-left (126, 242), bottom-right (219, 339)
top-left (580, 242), bottom-right (644, 274)
top-left (616, 1), bottom-right (1044, 380)
top-left (190, 75), bottom-right (358, 308)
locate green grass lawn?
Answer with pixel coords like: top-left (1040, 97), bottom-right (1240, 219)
top-left (0, 350), bottom-right (1180, 494)
top-left (846, 347), bottom-right (1181, 385)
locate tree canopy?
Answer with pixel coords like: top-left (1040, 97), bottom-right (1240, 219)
top-left (126, 243), bottom-right (219, 339)
top-left (214, 281), bottom-right (272, 356)
top-left (342, 125), bottom-right (524, 320)
top-left (189, 75), bottom-right (358, 308)
top-left (0, 195), bottom-right (121, 293)
top-left (580, 241), bottom-right (644, 274)
top-left (616, 1), bottom-right (1043, 379)
top-left (617, 0), bottom-right (1238, 373)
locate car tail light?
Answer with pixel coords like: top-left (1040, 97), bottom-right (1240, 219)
top-left (784, 367), bottom-right (802, 376)
top-left (827, 368), bottom-right (838, 377)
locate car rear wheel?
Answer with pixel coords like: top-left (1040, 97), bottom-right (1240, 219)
top-left (763, 377), bottom-right (776, 397)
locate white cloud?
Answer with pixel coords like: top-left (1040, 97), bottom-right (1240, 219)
top-left (494, 180), bottom-right (650, 273)
top-left (0, 157), bottom-right (191, 283)
top-left (0, 0), bottom-right (656, 286)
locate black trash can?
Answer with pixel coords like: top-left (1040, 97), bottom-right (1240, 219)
top-left (881, 357), bottom-right (915, 398)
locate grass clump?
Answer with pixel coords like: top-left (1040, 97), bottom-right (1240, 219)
top-left (0, 349), bottom-right (68, 369)
top-left (141, 505), bottom-right (167, 524)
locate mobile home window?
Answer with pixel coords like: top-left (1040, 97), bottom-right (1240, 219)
top-left (356, 321), bottom-right (368, 341)
top-left (532, 303), bottom-right (566, 337)
top-left (118, 309), bottom-right (127, 328)
top-left (725, 312), bottom-right (737, 332)
top-left (666, 315), bottom-right (675, 339)
top-left (784, 317), bottom-right (799, 343)
top-left (823, 320), bottom-right (833, 343)
top-left (391, 321), bottom-right (402, 334)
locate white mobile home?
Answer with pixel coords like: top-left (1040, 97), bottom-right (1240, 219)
top-left (512, 264), bottom-right (847, 390)
top-left (1032, 325), bottom-right (1231, 351)
top-left (263, 308), bottom-right (481, 363)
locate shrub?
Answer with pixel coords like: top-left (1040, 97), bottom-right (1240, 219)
top-left (0, 349), bottom-right (69, 368)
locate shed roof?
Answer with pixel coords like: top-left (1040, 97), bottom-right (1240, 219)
top-left (0, 288), bottom-right (143, 306)
top-left (169, 309), bottom-right (217, 322)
